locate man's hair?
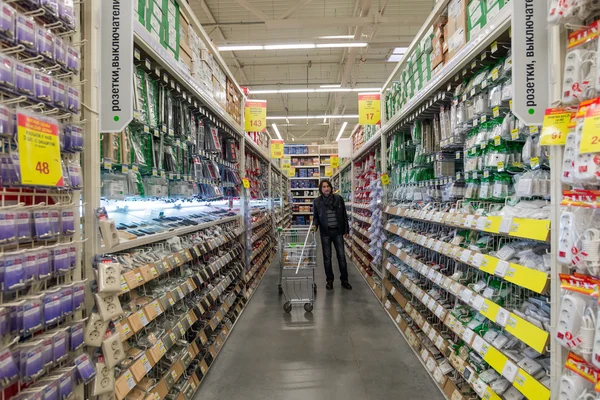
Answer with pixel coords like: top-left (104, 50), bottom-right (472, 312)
top-left (319, 179), bottom-right (333, 196)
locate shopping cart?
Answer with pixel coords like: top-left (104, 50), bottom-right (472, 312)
top-left (278, 226), bottom-right (317, 313)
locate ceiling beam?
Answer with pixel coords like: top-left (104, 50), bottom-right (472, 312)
top-left (277, 0), bottom-right (313, 19)
top-left (199, 0), bottom-right (249, 84)
top-left (234, 0), bottom-right (271, 21)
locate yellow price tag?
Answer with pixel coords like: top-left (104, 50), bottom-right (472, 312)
top-left (242, 178), bottom-right (250, 188)
top-left (492, 107), bottom-right (499, 118)
top-left (381, 173), bottom-right (390, 185)
top-left (540, 109), bottom-right (571, 145)
top-left (288, 167), bottom-right (296, 177)
top-left (270, 139), bottom-right (284, 158)
top-left (530, 157), bottom-right (540, 169)
top-left (244, 100), bottom-right (267, 132)
top-left (324, 166), bottom-right (333, 177)
top-left (511, 128), bottom-right (519, 140)
top-left (494, 136), bottom-right (501, 146)
top-left (491, 68), bottom-right (499, 80)
top-left (491, 41), bottom-right (498, 53)
top-left (580, 101), bottom-right (600, 153)
top-left (17, 113), bottom-right (64, 187)
top-left (281, 158), bottom-right (291, 171)
top-left (330, 155), bottom-right (339, 169)
top-left (358, 93), bottom-right (381, 125)
top-left (509, 99), bottom-right (513, 110)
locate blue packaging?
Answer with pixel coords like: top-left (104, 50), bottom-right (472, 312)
top-left (0, 306), bottom-right (7, 336)
top-left (65, 125), bottom-right (83, 152)
top-left (0, 54), bottom-right (14, 90)
top-left (40, 336), bottom-right (53, 367)
top-left (8, 300), bottom-right (23, 334)
top-left (43, 289), bottom-right (62, 325)
top-left (68, 243), bottom-right (77, 270)
top-left (33, 210), bottom-right (54, 240)
top-left (16, 342), bottom-right (44, 381)
top-left (51, 245), bottom-right (70, 275)
top-left (52, 79), bottom-right (66, 108)
top-left (49, 209), bottom-right (60, 237)
top-left (74, 353), bottom-right (95, 383)
top-left (58, 0), bottom-right (75, 30)
top-left (0, 348), bottom-right (18, 386)
top-left (71, 281), bottom-right (84, 310)
top-left (66, 45), bottom-right (79, 73)
top-left (0, 104), bottom-right (13, 138)
top-left (37, 249), bottom-right (51, 279)
top-left (55, 368), bottom-right (75, 399)
top-left (12, 389), bottom-right (43, 400)
top-left (54, 36), bottom-right (66, 69)
top-left (36, 27), bottom-right (54, 61)
top-left (35, 378), bottom-right (59, 400)
top-left (0, 210), bottom-right (17, 244)
top-left (67, 85), bottom-right (80, 113)
top-left (52, 329), bottom-right (68, 363)
top-left (15, 15), bottom-right (35, 53)
top-left (15, 62), bottom-right (34, 96)
top-left (34, 71), bottom-right (52, 102)
top-left (60, 209), bottom-right (75, 236)
top-left (59, 284), bottom-right (73, 316)
top-left (23, 295), bottom-right (43, 334)
top-left (68, 320), bottom-right (84, 351)
top-left (3, 253), bottom-right (24, 291)
top-left (0, 3), bottom-right (16, 44)
top-left (41, 0), bottom-right (58, 19)
top-left (23, 249), bottom-right (38, 283)
top-left (15, 210), bottom-right (33, 242)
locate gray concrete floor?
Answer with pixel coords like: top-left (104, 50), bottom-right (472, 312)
top-left (194, 241), bottom-right (445, 400)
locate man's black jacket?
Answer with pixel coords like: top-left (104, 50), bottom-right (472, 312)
top-left (312, 194), bottom-right (350, 236)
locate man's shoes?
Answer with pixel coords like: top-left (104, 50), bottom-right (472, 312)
top-left (326, 282), bottom-right (334, 290)
top-left (341, 281), bottom-right (352, 290)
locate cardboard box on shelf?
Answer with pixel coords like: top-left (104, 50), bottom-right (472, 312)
top-left (467, 0), bottom-right (487, 41)
top-left (486, 0), bottom-right (504, 20)
top-left (446, 0), bottom-right (467, 61)
top-left (432, 38), bottom-right (445, 69)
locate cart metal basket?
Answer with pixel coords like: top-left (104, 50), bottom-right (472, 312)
top-left (278, 227), bottom-right (317, 312)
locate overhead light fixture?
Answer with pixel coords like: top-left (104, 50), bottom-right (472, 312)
top-left (218, 45), bottom-right (264, 51)
top-left (316, 42), bottom-right (367, 48)
top-left (272, 124), bottom-right (282, 140)
top-left (320, 84), bottom-right (341, 88)
top-left (336, 122), bottom-right (348, 141)
top-left (218, 43), bottom-right (368, 51)
top-left (267, 115), bottom-right (358, 120)
top-left (387, 54), bottom-right (404, 62)
top-left (393, 47), bottom-right (408, 54)
top-left (318, 35), bottom-right (355, 39)
top-left (248, 87), bottom-right (381, 94)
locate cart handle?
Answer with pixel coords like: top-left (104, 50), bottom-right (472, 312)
top-left (295, 220), bottom-right (313, 274)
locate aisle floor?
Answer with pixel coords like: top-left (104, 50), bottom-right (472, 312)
top-left (194, 241), bottom-right (445, 400)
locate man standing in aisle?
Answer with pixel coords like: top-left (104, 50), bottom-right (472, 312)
top-left (312, 179), bottom-right (352, 290)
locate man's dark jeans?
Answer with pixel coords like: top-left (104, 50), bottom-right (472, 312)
top-left (321, 227), bottom-right (348, 282)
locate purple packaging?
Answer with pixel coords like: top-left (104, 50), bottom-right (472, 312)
top-left (0, 105), bottom-right (14, 137)
top-left (36, 27), bottom-right (54, 61)
top-left (58, 0), bottom-right (75, 30)
top-left (49, 209), bottom-right (60, 236)
top-left (16, 14), bottom-right (35, 52)
top-left (23, 296), bottom-right (43, 333)
top-left (71, 281), bottom-right (84, 311)
top-left (52, 329), bottom-right (68, 363)
top-left (17, 342), bottom-right (44, 381)
top-left (15, 63), bottom-right (34, 96)
top-left (23, 249), bottom-right (38, 282)
top-left (8, 301), bottom-right (23, 334)
top-left (54, 36), bottom-right (66, 68)
top-left (40, 336), bottom-right (53, 367)
top-left (3, 253), bottom-right (24, 291)
top-left (34, 72), bottom-right (52, 102)
top-left (0, 210), bottom-right (16, 243)
top-left (0, 3), bottom-right (15, 44)
top-left (59, 285), bottom-right (72, 316)
top-left (52, 78), bottom-right (66, 108)
top-left (12, 390), bottom-right (43, 400)
top-left (51, 245), bottom-right (69, 274)
top-left (64, 125), bottom-right (83, 152)
top-left (35, 379), bottom-right (59, 400)
top-left (37, 248), bottom-right (51, 279)
top-left (67, 85), bottom-right (80, 113)
top-left (41, 0), bottom-right (59, 19)
top-left (61, 209), bottom-right (75, 235)
top-left (68, 320), bottom-right (84, 351)
top-left (0, 348), bottom-right (19, 385)
top-left (68, 243), bottom-right (77, 269)
top-left (67, 160), bottom-right (82, 188)
top-left (55, 368), bottom-right (74, 399)
top-left (9, 150), bottom-right (20, 186)
top-left (74, 353), bottom-right (96, 383)
top-left (66, 45), bottom-right (79, 73)
top-left (43, 288), bottom-right (62, 325)
top-left (33, 210), bottom-right (54, 239)
top-left (0, 306), bottom-right (7, 336)
top-left (0, 54), bottom-right (14, 89)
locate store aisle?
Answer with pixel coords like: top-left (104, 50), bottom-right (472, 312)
top-left (194, 242), bottom-right (444, 400)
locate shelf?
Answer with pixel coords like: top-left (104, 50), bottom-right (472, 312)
top-left (384, 258), bottom-right (550, 400)
top-left (352, 130), bottom-right (382, 161)
top-left (290, 177), bottom-right (320, 180)
top-left (105, 215), bottom-right (241, 253)
top-left (353, 203), bottom-right (371, 211)
top-left (292, 165), bottom-right (319, 168)
top-left (354, 261), bottom-right (382, 303)
top-left (384, 221), bottom-right (550, 295)
top-left (379, 3), bottom-right (512, 138)
top-left (133, 20), bottom-right (242, 136)
top-left (286, 154), bottom-right (318, 157)
top-left (385, 205), bottom-right (551, 242)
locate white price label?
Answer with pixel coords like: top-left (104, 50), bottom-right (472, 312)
top-left (476, 217), bottom-right (488, 231)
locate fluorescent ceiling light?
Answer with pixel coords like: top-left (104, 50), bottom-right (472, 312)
top-left (318, 35), bottom-right (355, 39)
top-left (393, 47), bottom-right (408, 54)
top-left (336, 122), bottom-right (348, 141)
top-left (387, 54), bottom-right (403, 62)
top-left (267, 115), bottom-right (358, 120)
top-left (316, 42), bottom-right (368, 48)
top-left (248, 87), bottom-right (381, 94)
top-left (320, 84), bottom-right (341, 88)
top-left (263, 44), bottom-right (316, 50)
top-left (218, 45), bottom-right (264, 51)
top-left (272, 124), bottom-right (282, 140)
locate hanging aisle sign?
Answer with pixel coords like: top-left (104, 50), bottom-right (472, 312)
top-left (511, 0), bottom-right (548, 126)
top-left (244, 100), bottom-right (267, 132)
top-left (358, 93), bottom-right (381, 125)
top-left (17, 111), bottom-right (63, 187)
top-left (100, 0), bottom-right (134, 132)
top-left (270, 139), bottom-right (284, 158)
top-left (281, 158), bottom-right (291, 172)
top-left (324, 166), bottom-right (333, 177)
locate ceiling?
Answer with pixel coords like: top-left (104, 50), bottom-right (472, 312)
top-left (189, 0), bottom-right (435, 144)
